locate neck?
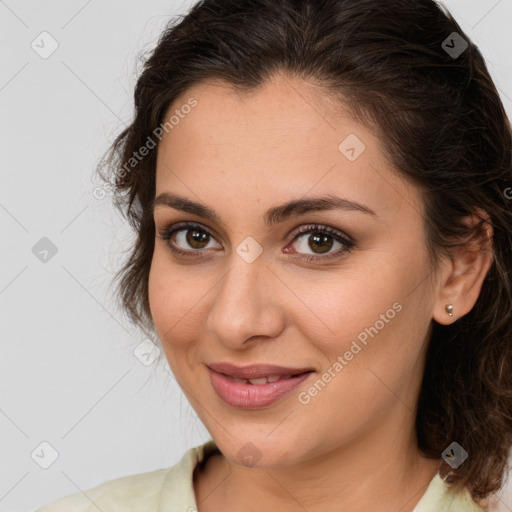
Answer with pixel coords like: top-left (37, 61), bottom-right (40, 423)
top-left (195, 407), bottom-right (442, 512)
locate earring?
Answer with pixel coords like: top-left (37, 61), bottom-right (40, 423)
top-left (445, 304), bottom-right (454, 317)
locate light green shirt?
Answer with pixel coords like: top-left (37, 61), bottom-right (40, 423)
top-left (35, 440), bottom-right (487, 511)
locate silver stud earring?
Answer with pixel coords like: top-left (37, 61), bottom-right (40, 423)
top-left (445, 304), bottom-right (454, 317)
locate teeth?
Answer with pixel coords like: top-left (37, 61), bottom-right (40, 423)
top-left (238, 375), bottom-right (294, 385)
top-left (248, 377), bottom-right (268, 385)
top-left (226, 374), bottom-right (295, 384)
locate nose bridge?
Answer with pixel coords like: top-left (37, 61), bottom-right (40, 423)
top-left (206, 247), bottom-right (282, 347)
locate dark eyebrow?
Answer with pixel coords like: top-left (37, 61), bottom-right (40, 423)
top-left (152, 192), bottom-right (377, 226)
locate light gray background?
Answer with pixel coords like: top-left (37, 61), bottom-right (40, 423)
top-left (1, 1), bottom-right (511, 511)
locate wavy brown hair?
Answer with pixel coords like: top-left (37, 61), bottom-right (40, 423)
top-left (96, 0), bottom-right (512, 503)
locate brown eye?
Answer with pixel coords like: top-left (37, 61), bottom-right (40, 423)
top-left (306, 232), bottom-right (334, 254)
top-left (184, 227), bottom-right (211, 249)
top-left (158, 221), bottom-right (355, 262)
top-left (158, 221), bottom-right (222, 256)
top-left (172, 226), bottom-right (222, 252)
top-left (287, 224), bottom-right (355, 262)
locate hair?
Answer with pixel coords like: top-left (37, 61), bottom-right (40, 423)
top-left (96, 0), bottom-right (512, 504)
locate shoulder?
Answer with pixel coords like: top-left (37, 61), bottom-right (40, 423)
top-left (34, 466), bottom-right (172, 512)
top-left (413, 472), bottom-right (488, 512)
top-left (34, 440), bottom-right (219, 512)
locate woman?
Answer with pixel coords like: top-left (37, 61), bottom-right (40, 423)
top-left (36, 0), bottom-right (512, 510)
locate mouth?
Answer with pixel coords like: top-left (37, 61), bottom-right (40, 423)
top-left (207, 361), bottom-right (315, 380)
top-left (222, 373), bottom-right (304, 385)
top-left (207, 363), bottom-right (314, 409)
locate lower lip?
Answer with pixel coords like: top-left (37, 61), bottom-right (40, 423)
top-left (208, 368), bottom-right (313, 409)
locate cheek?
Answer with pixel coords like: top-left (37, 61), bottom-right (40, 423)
top-left (288, 268), bottom-right (399, 348)
top-left (148, 254), bottom-right (197, 348)
top-left (292, 287), bottom-right (420, 437)
top-left (148, 251), bottom-right (216, 375)
top-left (290, 261), bottom-right (426, 384)
top-left (148, 267), bottom-right (191, 383)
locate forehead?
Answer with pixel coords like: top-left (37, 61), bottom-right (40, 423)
top-left (154, 76), bottom-right (424, 223)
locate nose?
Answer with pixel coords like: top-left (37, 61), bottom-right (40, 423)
top-left (206, 250), bottom-right (286, 349)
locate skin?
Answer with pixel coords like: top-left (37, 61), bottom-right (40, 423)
top-left (148, 73), bottom-right (494, 512)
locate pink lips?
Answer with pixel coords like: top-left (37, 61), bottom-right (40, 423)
top-left (207, 362), bottom-right (314, 409)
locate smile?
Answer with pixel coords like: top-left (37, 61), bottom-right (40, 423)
top-left (207, 367), bottom-right (313, 409)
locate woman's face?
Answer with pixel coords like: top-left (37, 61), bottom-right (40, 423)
top-left (148, 74), bottom-right (442, 468)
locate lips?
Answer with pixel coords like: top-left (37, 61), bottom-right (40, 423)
top-left (207, 362), bottom-right (314, 380)
top-left (207, 362), bottom-right (314, 408)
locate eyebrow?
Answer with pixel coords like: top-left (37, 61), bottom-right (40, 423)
top-left (152, 192), bottom-right (377, 227)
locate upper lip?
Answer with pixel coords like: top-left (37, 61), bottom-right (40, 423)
top-left (207, 362), bottom-right (314, 379)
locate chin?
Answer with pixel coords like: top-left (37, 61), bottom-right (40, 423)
top-left (214, 434), bottom-right (303, 469)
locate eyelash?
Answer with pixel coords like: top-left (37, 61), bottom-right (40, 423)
top-left (156, 221), bottom-right (355, 263)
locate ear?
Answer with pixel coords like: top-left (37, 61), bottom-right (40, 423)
top-left (432, 208), bottom-right (494, 326)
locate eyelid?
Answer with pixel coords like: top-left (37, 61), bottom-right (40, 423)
top-left (286, 223), bottom-right (355, 245)
top-left (157, 220), bottom-right (222, 252)
top-left (285, 223), bottom-right (355, 261)
top-left (157, 220), bottom-right (355, 260)
top-left (156, 219), bottom-right (353, 242)
top-left (157, 220), bottom-right (223, 243)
